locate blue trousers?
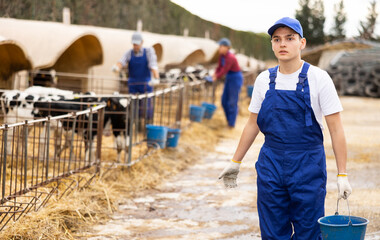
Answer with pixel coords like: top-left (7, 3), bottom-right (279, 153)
top-left (221, 71), bottom-right (242, 127)
top-left (129, 83), bottom-right (153, 119)
top-left (256, 144), bottom-right (326, 240)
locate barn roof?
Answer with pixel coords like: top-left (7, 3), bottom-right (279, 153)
top-left (79, 26), bottom-right (162, 76)
top-left (80, 25), bottom-right (219, 74)
top-left (0, 36), bottom-right (32, 79)
top-left (0, 18), bottom-right (103, 72)
top-left (146, 33), bottom-right (218, 68)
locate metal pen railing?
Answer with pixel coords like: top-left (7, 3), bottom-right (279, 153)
top-left (0, 104), bottom-right (105, 230)
top-left (0, 74), bottom-right (216, 230)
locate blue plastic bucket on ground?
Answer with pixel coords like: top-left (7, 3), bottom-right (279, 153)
top-left (166, 128), bottom-right (181, 148)
top-left (318, 215), bottom-right (369, 240)
top-left (247, 85), bottom-right (254, 97)
top-left (189, 105), bottom-right (205, 122)
top-left (201, 102), bottom-right (217, 119)
top-left (146, 124), bottom-right (168, 149)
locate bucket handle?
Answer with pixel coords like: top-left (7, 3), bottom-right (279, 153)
top-left (335, 198), bottom-right (352, 225)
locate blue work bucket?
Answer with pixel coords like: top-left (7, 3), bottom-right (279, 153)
top-left (247, 85), bottom-right (254, 97)
top-left (146, 124), bottom-right (168, 149)
top-left (189, 105), bottom-right (205, 122)
top-left (318, 199), bottom-right (369, 240)
top-left (166, 128), bottom-right (181, 148)
top-left (201, 102), bottom-right (217, 119)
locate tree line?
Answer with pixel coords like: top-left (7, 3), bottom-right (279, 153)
top-left (296, 0), bottom-right (379, 45)
top-left (0, 0), bottom-right (377, 58)
top-left (0, 0), bottom-right (273, 60)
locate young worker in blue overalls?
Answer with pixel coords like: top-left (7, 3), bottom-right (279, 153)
top-left (113, 32), bottom-right (159, 118)
top-left (212, 38), bottom-right (243, 128)
top-left (218, 17), bottom-right (352, 239)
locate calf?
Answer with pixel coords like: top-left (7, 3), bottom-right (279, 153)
top-left (0, 86), bottom-right (74, 123)
top-left (161, 65), bottom-right (211, 83)
top-left (1, 87), bottom-right (130, 163)
top-left (32, 96), bottom-right (130, 163)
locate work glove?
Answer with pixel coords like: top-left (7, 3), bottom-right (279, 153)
top-left (337, 174), bottom-right (352, 199)
top-left (149, 78), bottom-right (160, 86)
top-left (112, 64), bottom-right (120, 73)
top-left (218, 160), bottom-right (241, 188)
top-left (204, 76), bottom-right (213, 82)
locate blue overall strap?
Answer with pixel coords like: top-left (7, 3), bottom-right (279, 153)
top-left (221, 55), bottom-right (226, 67)
top-left (268, 65), bottom-right (279, 90)
top-left (297, 62), bottom-right (312, 126)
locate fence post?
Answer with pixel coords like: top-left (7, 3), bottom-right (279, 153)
top-left (176, 84), bottom-right (184, 128)
top-left (96, 107), bottom-right (104, 173)
top-left (88, 108), bottom-right (93, 165)
top-left (160, 91), bottom-right (164, 125)
top-left (128, 98), bottom-right (135, 166)
top-left (152, 91), bottom-right (156, 125)
top-left (135, 97), bottom-right (139, 142)
top-left (168, 87), bottom-right (173, 126)
top-left (144, 93), bottom-right (148, 129)
top-left (45, 117), bottom-right (50, 180)
top-left (24, 121), bottom-right (28, 190)
top-left (68, 113), bottom-right (77, 172)
top-left (123, 98), bottom-right (130, 164)
top-left (2, 124), bottom-right (8, 202)
top-left (212, 80), bottom-right (217, 104)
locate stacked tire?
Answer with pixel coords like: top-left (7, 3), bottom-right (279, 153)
top-left (327, 47), bottom-right (380, 98)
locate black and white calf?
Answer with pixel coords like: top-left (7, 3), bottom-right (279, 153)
top-left (0, 87), bottom-right (130, 162)
top-left (32, 95), bottom-right (130, 163)
top-left (0, 86), bottom-right (75, 123)
top-left (160, 65), bottom-right (211, 83)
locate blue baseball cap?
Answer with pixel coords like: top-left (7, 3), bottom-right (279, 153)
top-left (218, 38), bottom-right (231, 47)
top-left (267, 17), bottom-right (303, 38)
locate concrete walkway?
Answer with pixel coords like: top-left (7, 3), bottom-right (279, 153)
top-left (87, 135), bottom-right (263, 239)
top-left (85, 97), bottom-right (380, 239)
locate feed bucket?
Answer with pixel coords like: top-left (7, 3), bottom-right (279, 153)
top-left (189, 105), bottom-right (205, 122)
top-left (318, 199), bottom-right (369, 240)
top-left (201, 102), bottom-right (217, 119)
top-left (166, 128), bottom-right (181, 148)
top-left (247, 85), bottom-right (254, 97)
top-left (146, 124), bottom-right (168, 149)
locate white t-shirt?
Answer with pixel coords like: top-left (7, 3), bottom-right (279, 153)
top-left (248, 62), bottom-right (343, 130)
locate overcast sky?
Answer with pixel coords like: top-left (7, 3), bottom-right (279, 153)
top-left (171, 0), bottom-right (380, 38)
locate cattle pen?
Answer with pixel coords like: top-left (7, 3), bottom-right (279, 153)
top-left (0, 78), bottom-right (218, 231)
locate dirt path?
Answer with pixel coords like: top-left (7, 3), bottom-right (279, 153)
top-left (85, 136), bottom-right (262, 240)
top-left (84, 97), bottom-right (380, 239)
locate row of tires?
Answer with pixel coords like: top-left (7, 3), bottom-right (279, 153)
top-left (327, 63), bottom-right (380, 98)
top-left (326, 47), bottom-right (380, 98)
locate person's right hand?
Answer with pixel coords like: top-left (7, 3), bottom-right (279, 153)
top-left (337, 174), bottom-right (352, 199)
top-left (218, 160), bottom-right (241, 188)
top-left (204, 76), bottom-right (213, 82)
top-left (112, 64), bottom-right (120, 73)
top-left (150, 78), bottom-right (160, 86)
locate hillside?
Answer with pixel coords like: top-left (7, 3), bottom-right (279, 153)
top-left (0, 0), bottom-right (274, 60)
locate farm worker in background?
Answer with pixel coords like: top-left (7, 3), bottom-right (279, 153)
top-left (212, 38), bottom-right (243, 128)
top-left (218, 17), bottom-right (352, 239)
top-left (113, 32), bottom-right (159, 117)
top-left (113, 31), bottom-right (159, 93)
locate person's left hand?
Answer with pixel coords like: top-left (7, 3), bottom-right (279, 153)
top-left (218, 161), bottom-right (241, 188)
top-left (204, 76), bottom-right (213, 82)
top-left (337, 175), bottom-right (352, 199)
top-left (212, 74), bottom-right (217, 82)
